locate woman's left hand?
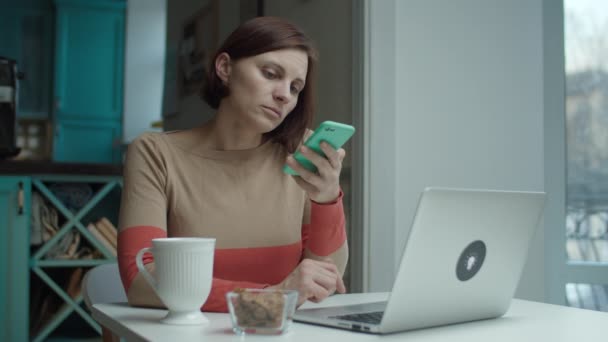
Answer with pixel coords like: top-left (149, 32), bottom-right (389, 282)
top-left (286, 142), bottom-right (345, 203)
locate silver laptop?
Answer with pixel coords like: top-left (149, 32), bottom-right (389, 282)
top-left (294, 187), bottom-right (546, 334)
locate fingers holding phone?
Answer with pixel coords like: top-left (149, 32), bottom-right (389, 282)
top-left (284, 121), bottom-right (354, 203)
top-left (319, 142), bottom-right (346, 171)
top-left (287, 143), bottom-right (344, 203)
top-left (283, 121), bottom-right (354, 176)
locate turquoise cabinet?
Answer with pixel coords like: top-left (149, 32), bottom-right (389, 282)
top-left (52, 0), bottom-right (126, 164)
top-left (0, 0), bottom-right (126, 163)
top-left (0, 1), bottom-right (54, 119)
top-left (54, 119), bottom-right (122, 163)
top-left (0, 177), bottom-right (31, 342)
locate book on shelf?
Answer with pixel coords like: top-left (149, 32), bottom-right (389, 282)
top-left (65, 267), bottom-right (84, 299)
top-left (42, 221), bottom-right (82, 260)
top-left (95, 217), bottom-right (118, 248)
top-left (98, 217), bottom-right (118, 239)
top-left (87, 223), bottom-right (117, 257)
top-left (66, 233), bottom-right (81, 257)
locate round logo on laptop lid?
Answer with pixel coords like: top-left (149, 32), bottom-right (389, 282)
top-left (456, 240), bottom-right (486, 281)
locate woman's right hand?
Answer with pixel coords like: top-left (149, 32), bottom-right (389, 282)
top-left (270, 258), bottom-right (346, 306)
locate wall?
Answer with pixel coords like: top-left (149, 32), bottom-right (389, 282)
top-left (162, 0), bottom-right (212, 131)
top-left (363, 0), bottom-right (398, 293)
top-left (162, 0), bottom-right (240, 131)
top-left (542, 0), bottom-right (566, 305)
top-left (366, 0), bottom-right (553, 302)
top-left (123, 0), bottom-right (167, 142)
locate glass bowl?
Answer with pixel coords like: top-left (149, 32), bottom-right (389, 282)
top-left (226, 288), bottom-right (298, 335)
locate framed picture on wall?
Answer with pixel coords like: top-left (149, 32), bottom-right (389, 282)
top-left (178, 1), bottom-right (218, 98)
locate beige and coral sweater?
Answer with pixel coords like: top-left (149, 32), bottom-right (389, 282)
top-left (117, 126), bottom-right (347, 312)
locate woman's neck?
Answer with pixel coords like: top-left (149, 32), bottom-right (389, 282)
top-left (203, 104), bottom-right (264, 151)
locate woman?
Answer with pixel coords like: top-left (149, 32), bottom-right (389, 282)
top-left (117, 16), bottom-right (348, 312)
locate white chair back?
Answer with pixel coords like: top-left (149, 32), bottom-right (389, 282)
top-left (82, 263), bottom-right (127, 310)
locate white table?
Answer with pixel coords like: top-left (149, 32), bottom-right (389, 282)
top-left (92, 292), bottom-right (608, 341)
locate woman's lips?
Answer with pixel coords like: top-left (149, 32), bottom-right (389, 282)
top-left (262, 105), bottom-right (281, 118)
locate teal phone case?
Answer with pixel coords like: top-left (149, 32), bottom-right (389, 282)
top-left (283, 121), bottom-right (356, 175)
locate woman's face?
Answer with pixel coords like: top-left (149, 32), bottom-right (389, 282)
top-left (219, 48), bottom-right (309, 133)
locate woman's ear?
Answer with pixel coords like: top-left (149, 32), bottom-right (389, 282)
top-left (215, 52), bottom-right (231, 85)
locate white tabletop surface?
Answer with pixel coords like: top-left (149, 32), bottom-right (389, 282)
top-left (92, 292), bottom-right (608, 341)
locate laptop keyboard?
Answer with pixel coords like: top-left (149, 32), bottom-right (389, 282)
top-left (330, 311), bottom-right (384, 325)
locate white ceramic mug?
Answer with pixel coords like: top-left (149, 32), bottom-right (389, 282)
top-left (135, 237), bottom-right (215, 325)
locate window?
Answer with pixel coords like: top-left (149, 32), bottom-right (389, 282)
top-left (564, 0), bottom-right (608, 312)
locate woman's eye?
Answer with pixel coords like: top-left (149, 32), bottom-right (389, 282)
top-left (290, 85), bottom-right (300, 94)
top-left (262, 69), bottom-right (276, 79)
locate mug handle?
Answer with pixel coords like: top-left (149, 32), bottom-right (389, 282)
top-left (135, 247), bottom-right (157, 291)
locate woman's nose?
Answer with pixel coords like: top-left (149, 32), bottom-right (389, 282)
top-left (273, 83), bottom-right (290, 103)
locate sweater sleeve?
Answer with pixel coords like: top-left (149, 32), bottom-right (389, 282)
top-left (301, 190), bottom-right (347, 256)
top-left (118, 133), bottom-right (169, 233)
top-left (118, 133), bottom-right (169, 296)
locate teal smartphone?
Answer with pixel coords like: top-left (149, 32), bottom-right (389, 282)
top-left (283, 121), bottom-right (356, 175)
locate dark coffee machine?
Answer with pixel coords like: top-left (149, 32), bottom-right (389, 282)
top-left (0, 56), bottom-right (21, 159)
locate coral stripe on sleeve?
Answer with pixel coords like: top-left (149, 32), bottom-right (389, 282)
top-left (117, 226), bottom-right (167, 293)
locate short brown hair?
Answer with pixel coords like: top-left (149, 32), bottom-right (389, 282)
top-left (202, 16), bottom-right (318, 153)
